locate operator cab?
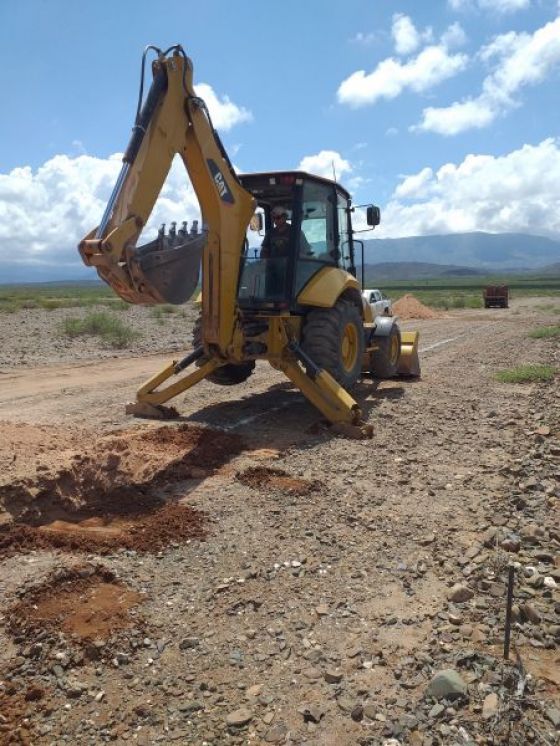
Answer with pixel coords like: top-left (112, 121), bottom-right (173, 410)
top-left (237, 171), bottom-right (358, 312)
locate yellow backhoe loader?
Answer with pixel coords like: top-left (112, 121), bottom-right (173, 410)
top-left (79, 45), bottom-right (420, 436)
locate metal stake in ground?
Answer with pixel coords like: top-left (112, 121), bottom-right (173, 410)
top-left (504, 565), bottom-right (515, 660)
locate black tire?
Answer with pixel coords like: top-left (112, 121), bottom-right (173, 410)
top-left (301, 300), bottom-right (364, 390)
top-left (192, 316), bottom-right (255, 386)
top-left (370, 324), bottom-right (401, 379)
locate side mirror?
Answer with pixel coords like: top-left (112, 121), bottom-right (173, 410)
top-left (366, 205), bottom-right (380, 227)
top-left (250, 213), bottom-right (263, 232)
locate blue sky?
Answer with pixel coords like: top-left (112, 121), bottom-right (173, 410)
top-left (1, 0), bottom-right (559, 278)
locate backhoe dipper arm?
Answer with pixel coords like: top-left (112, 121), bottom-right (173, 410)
top-left (78, 46), bottom-right (256, 355)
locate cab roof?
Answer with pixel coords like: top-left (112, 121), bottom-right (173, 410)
top-left (238, 171), bottom-right (351, 201)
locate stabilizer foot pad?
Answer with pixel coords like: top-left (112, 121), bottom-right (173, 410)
top-left (125, 402), bottom-right (180, 419)
top-left (331, 422), bottom-right (374, 439)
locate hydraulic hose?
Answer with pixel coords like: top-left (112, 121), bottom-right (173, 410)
top-left (123, 64), bottom-right (168, 165)
top-left (96, 57), bottom-right (168, 239)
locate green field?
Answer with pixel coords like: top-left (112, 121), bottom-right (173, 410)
top-left (1, 273), bottom-right (559, 314)
top-left (366, 272), bottom-right (560, 310)
top-left (0, 282), bottom-right (129, 313)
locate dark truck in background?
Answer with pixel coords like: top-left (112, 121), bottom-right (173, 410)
top-left (483, 285), bottom-right (509, 308)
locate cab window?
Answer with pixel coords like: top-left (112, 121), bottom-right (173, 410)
top-left (337, 192), bottom-right (352, 271)
top-left (294, 182), bottom-right (337, 296)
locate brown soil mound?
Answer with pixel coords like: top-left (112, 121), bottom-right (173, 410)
top-left (0, 423), bottom-right (241, 557)
top-left (393, 294), bottom-right (442, 320)
top-left (2, 424), bottom-right (244, 522)
top-left (0, 421), bottom-right (86, 490)
top-left (237, 466), bottom-right (319, 496)
top-left (7, 566), bottom-right (143, 644)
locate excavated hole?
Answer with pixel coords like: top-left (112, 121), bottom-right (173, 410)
top-left (0, 424), bottom-right (244, 558)
top-left (236, 466), bottom-right (320, 496)
top-left (7, 566), bottom-right (143, 645)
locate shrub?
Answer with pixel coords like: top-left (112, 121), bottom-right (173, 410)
top-left (450, 296), bottom-right (466, 309)
top-left (495, 364), bottom-right (555, 383)
top-left (60, 312), bottom-right (139, 349)
top-left (151, 304), bottom-right (178, 323)
top-left (528, 325), bottom-right (560, 339)
top-left (39, 298), bottom-right (77, 310)
top-left (465, 296), bottom-right (483, 309)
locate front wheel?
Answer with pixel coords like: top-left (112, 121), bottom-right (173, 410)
top-left (370, 324), bottom-right (401, 379)
top-left (301, 300), bottom-right (364, 390)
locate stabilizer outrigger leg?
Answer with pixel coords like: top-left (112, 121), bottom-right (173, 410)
top-left (279, 342), bottom-right (373, 439)
top-left (125, 347), bottom-right (220, 419)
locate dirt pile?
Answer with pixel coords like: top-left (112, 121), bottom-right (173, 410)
top-left (0, 421), bottom-right (86, 491)
top-left (3, 424), bottom-right (244, 520)
top-left (236, 466), bottom-right (319, 495)
top-left (0, 423), bottom-right (239, 556)
top-left (393, 293), bottom-right (442, 320)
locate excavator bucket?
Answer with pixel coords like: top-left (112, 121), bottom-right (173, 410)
top-left (397, 331), bottom-right (421, 378)
top-left (125, 231), bottom-right (205, 305)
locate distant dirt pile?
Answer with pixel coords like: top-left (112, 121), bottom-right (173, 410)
top-left (393, 293), bottom-right (442, 320)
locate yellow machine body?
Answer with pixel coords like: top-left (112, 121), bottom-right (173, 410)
top-left (78, 46), bottom-right (420, 435)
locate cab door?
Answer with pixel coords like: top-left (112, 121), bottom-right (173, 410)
top-left (294, 181), bottom-right (339, 297)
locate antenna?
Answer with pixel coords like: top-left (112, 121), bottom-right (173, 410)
top-left (331, 160), bottom-right (337, 183)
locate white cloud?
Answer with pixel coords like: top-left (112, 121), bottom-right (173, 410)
top-left (350, 31), bottom-right (378, 45)
top-left (394, 167), bottom-right (434, 198)
top-left (392, 14), bottom-right (424, 55)
top-left (415, 98), bottom-right (496, 135)
top-left (441, 22), bottom-right (467, 48)
top-left (337, 29), bottom-right (468, 108)
top-left (378, 138), bottom-right (560, 238)
top-left (0, 81), bottom-right (251, 272)
top-left (297, 150), bottom-right (352, 180)
top-left (194, 83), bottom-right (252, 130)
top-left (415, 16), bottom-right (560, 134)
top-left (0, 154), bottom-right (202, 270)
top-left (449, 0), bottom-right (530, 12)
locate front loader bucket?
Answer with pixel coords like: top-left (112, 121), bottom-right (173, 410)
top-left (126, 233), bottom-right (205, 305)
top-left (397, 331), bottom-right (421, 377)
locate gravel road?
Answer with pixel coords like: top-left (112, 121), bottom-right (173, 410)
top-left (0, 297), bottom-right (558, 745)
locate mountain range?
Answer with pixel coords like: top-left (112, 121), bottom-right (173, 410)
top-left (1, 232), bottom-right (559, 284)
top-left (362, 232), bottom-right (560, 270)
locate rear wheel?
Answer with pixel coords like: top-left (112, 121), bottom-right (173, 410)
top-left (192, 316), bottom-right (255, 386)
top-left (370, 324), bottom-right (401, 379)
top-left (301, 300), bottom-right (364, 390)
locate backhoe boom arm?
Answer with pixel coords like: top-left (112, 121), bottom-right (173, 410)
top-left (79, 46), bottom-right (256, 354)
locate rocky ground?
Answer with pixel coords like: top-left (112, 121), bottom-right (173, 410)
top-left (0, 297), bottom-right (558, 745)
top-left (0, 304), bottom-right (200, 369)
